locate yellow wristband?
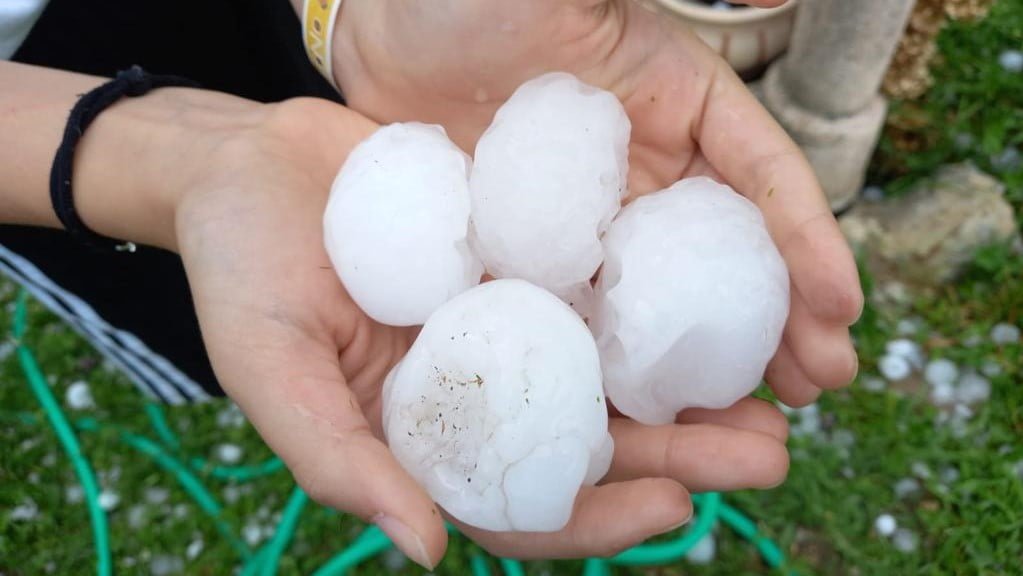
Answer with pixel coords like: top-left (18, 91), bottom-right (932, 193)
top-left (302, 0), bottom-right (344, 89)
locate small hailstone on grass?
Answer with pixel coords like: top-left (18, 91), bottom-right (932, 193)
top-left (879, 354), bottom-right (911, 382)
top-left (144, 487), bottom-right (169, 505)
top-left (41, 452), bottom-right (56, 467)
top-left (924, 358), bottom-right (958, 387)
top-left (128, 505), bottom-right (147, 529)
top-left (215, 443), bottom-right (243, 464)
top-left (66, 485), bottom-right (84, 504)
top-left (911, 461), bottom-right (932, 479)
top-left (10, 498), bottom-right (38, 521)
top-left (896, 317), bottom-right (923, 335)
top-left (216, 403), bottom-right (246, 429)
top-left (324, 123), bottom-right (483, 326)
top-left (930, 381), bottom-right (956, 406)
top-left (243, 523), bottom-right (263, 546)
top-left (591, 178), bottom-right (789, 424)
top-left (186, 539), bottom-right (204, 561)
top-left (886, 339), bottom-right (925, 369)
top-left (939, 466), bottom-right (960, 484)
top-left (992, 147), bottom-right (1022, 172)
top-left (892, 529), bottom-right (919, 553)
top-left (862, 376), bottom-right (886, 392)
top-left (98, 490), bottom-right (120, 511)
top-left (956, 372), bottom-right (992, 405)
top-left (686, 533), bottom-right (717, 565)
top-left (981, 359), bottom-right (1002, 377)
top-left (383, 280), bottom-right (612, 532)
top-left (470, 73), bottom-right (630, 313)
top-left (894, 477), bottom-right (921, 499)
top-left (149, 555), bottom-right (184, 576)
top-left (1012, 459), bottom-right (1023, 480)
top-left (990, 322), bottom-right (1020, 344)
top-left (66, 380), bottom-right (95, 410)
top-left (172, 504), bottom-right (189, 519)
top-left (874, 514), bottom-right (897, 537)
top-left (998, 50), bottom-right (1023, 72)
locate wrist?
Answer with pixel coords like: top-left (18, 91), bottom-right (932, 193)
top-left (73, 86), bottom-right (268, 252)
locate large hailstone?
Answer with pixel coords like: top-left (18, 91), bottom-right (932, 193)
top-left (591, 177), bottom-right (790, 425)
top-left (324, 123), bottom-right (483, 326)
top-left (469, 72), bottom-right (630, 314)
top-left (382, 279), bottom-right (613, 532)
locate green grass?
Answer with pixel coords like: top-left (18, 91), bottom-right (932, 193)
top-left (3, 3), bottom-right (1023, 574)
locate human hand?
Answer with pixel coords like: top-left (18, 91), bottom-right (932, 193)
top-left (332, 0), bottom-right (862, 409)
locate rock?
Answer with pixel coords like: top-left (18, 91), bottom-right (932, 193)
top-left (840, 163), bottom-right (1019, 286)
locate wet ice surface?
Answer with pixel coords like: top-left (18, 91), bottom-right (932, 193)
top-left (383, 280), bottom-right (612, 531)
top-left (686, 533), bottom-right (716, 564)
top-left (591, 178), bottom-right (789, 424)
top-left (470, 73), bottom-right (630, 314)
top-left (324, 123), bottom-right (483, 326)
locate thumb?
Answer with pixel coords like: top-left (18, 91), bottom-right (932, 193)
top-left (208, 322), bottom-right (446, 569)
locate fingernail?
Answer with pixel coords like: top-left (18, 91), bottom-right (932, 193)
top-left (664, 507), bottom-right (694, 533)
top-left (373, 513), bottom-right (435, 570)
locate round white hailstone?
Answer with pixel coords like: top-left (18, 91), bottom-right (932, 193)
top-left (874, 514), bottom-right (897, 537)
top-left (981, 359), bottom-right (1002, 377)
top-left (939, 466), bottom-right (960, 484)
top-left (924, 358), bottom-right (958, 387)
top-left (98, 490), bottom-right (120, 511)
top-left (243, 523), bottom-right (263, 546)
top-left (990, 322), bottom-right (1020, 344)
top-left (999, 50), bottom-right (1023, 73)
top-left (186, 539), bottom-right (204, 561)
top-left (10, 498), bottom-right (38, 521)
top-left (383, 279), bottom-right (613, 532)
top-left (144, 487), bottom-right (169, 505)
top-left (215, 444), bottom-right (243, 464)
top-left (66, 380), bottom-right (95, 410)
top-left (686, 533), bottom-right (717, 565)
top-left (324, 123), bottom-right (483, 326)
top-left (66, 485), bottom-right (84, 504)
top-left (879, 354), bottom-right (911, 382)
top-left (911, 461), bottom-right (932, 479)
top-left (591, 178), bottom-right (789, 424)
top-left (929, 380), bottom-right (955, 406)
top-left (892, 529), bottom-right (919, 553)
top-left (861, 376), bottom-right (886, 392)
top-left (886, 339), bottom-right (925, 369)
top-left (149, 555), bottom-right (184, 576)
top-left (128, 505), bottom-right (147, 529)
top-left (893, 478), bottom-right (920, 500)
top-left (955, 372), bottom-right (991, 405)
top-left (896, 318), bottom-right (921, 335)
top-left (469, 72), bottom-right (630, 312)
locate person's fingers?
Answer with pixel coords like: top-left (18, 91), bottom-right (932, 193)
top-left (456, 478), bottom-right (691, 559)
top-left (198, 315), bottom-right (446, 569)
top-left (604, 419), bottom-right (789, 491)
top-left (695, 61), bottom-right (864, 326)
top-left (765, 341), bottom-right (823, 407)
top-left (783, 287), bottom-right (859, 389)
top-left (676, 396), bottom-right (789, 441)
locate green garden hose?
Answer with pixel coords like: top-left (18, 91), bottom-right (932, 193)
top-left (9, 289), bottom-right (796, 575)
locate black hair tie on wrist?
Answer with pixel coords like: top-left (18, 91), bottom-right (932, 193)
top-left (50, 65), bottom-right (201, 252)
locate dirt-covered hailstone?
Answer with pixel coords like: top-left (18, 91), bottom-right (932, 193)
top-left (324, 123), bottom-right (483, 326)
top-left (591, 177), bottom-right (789, 425)
top-left (470, 73), bottom-right (630, 313)
top-left (382, 279), bottom-right (613, 532)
